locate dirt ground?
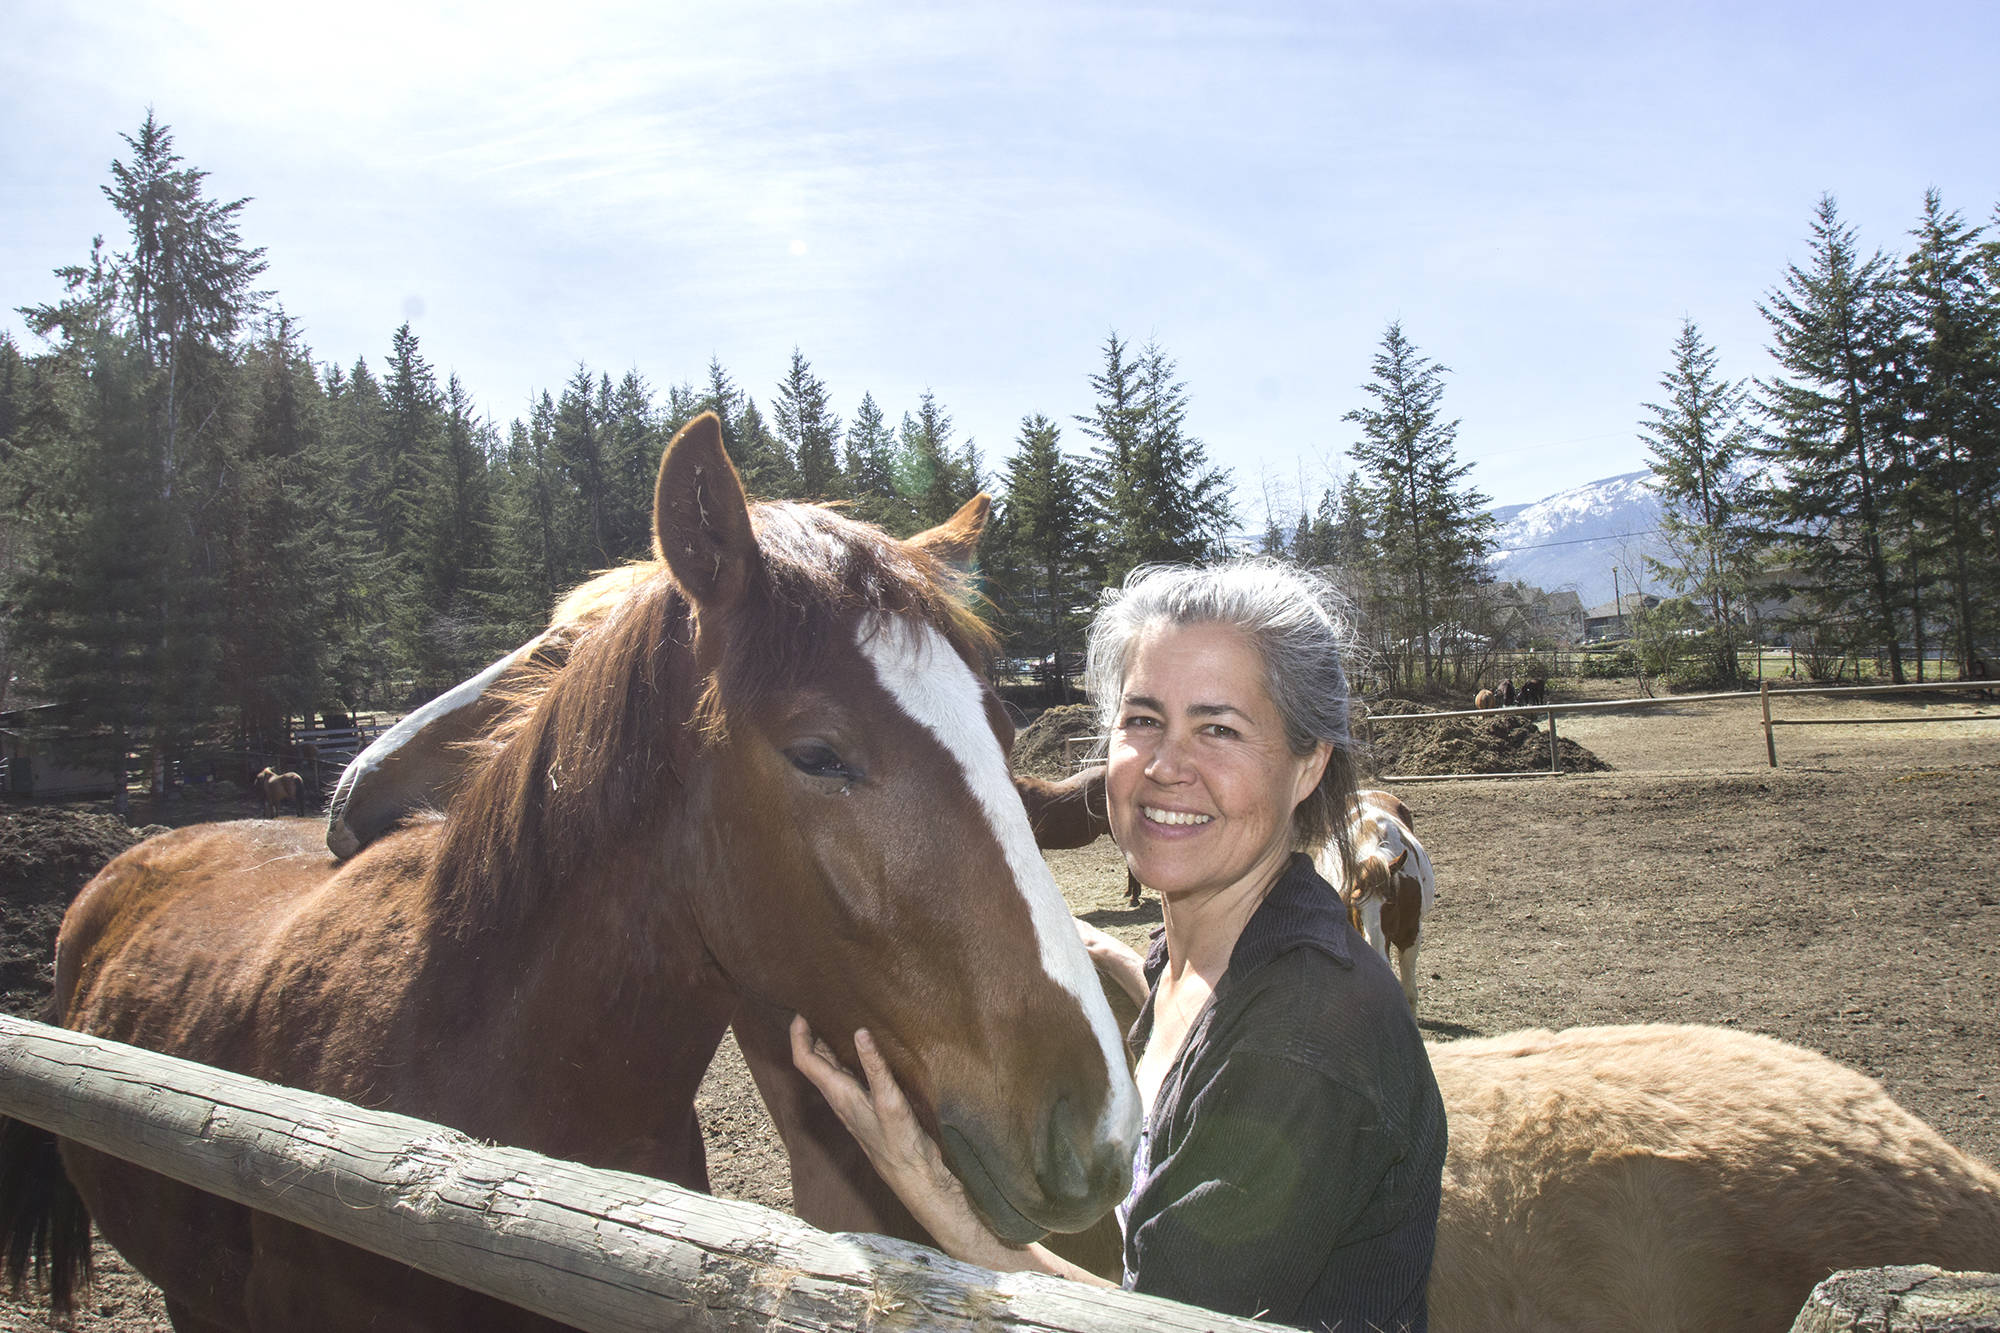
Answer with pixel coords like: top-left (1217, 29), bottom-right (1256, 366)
top-left (3, 682), bottom-right (1997, 1330)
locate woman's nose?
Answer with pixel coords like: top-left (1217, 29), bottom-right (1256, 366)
top-left (1144, 729), bottom-right (1194, 782)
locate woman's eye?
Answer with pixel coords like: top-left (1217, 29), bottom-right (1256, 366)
top-left (1203, 723), bottom-right (1240, 740)
top-left (1120, 714), bottom-right (1160, 730)
top-left (786, 743), bottom-right (852, 780)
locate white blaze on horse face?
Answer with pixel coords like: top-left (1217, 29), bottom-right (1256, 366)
top-left (857, 614), bottom-right (1142, 1151)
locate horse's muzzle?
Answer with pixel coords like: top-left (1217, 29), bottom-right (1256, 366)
top-left (939, 1099), bottom-right (1134, 1241)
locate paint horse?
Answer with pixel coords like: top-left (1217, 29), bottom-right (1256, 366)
top-left (1317, 788), bottom-right (1435, 1010)
top-left (0, 413), bottom-right (1140, 1331)
top-left (253, 767), bottom-right (306, 818)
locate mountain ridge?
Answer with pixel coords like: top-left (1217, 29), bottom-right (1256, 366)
top-left (1487, 470), bottom-right (1666, 610)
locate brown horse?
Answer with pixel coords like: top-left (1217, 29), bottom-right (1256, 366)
top-left (252, 767), bottom-right (305, 817)
top-left (1, 413), bottom-right (1139, 1331)
top-left (318, 553), bottom-right (1127, 1274)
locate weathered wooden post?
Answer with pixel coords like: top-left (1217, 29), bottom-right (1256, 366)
top-left (1790, 1266), bottom-right (2000, 1332)
top-left (1762, 679), bottom-right (1778, 768)
top-left (1545, 707), bottom-right (1559, 774)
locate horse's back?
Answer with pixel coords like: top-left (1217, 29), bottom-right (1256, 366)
top-left (57, 819), bottom-right (431, 1078)
top-left (1428, 1024), bottom-right (2000, 1332)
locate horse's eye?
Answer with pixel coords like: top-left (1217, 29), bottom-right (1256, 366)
top-left (786, 743), bottom-right (851, 780)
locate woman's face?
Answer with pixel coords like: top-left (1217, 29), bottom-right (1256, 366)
top-left (1106, 620), bottom-right (1331, 907)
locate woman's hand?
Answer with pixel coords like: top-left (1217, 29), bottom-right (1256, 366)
top-left (787, 1016), bottom-right (1004, 1260)
top-left (788, 1015), bottom-right (1119, 1287)
top-left (1074, 919), bottom-right (1149, 1007)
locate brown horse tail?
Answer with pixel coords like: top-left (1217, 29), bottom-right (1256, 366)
top-left (0, 1113), bottom-right (92, 1319)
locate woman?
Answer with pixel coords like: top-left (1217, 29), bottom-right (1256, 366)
top-left (792, 560), bottom-right (1446, 1331)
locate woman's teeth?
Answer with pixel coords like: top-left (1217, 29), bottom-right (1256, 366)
top-left (1144, 807), bottom-right (1212, 827)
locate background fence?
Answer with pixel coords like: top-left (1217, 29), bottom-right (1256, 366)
top-left (1362, 678), bottom-right (1998, 780)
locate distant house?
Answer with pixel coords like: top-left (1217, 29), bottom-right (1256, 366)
top-left (0, 703), bottom-right (124, 798)
top-left (1584, 593), bottom-right (1662, 642)
top-left (1488, 582), bottom-right (1588, 646)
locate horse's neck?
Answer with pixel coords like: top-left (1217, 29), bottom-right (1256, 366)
top-left (408, 832), bottom-right (737, 1174)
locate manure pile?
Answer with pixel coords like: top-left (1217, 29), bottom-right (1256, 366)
top-left (1360, 699), bottom-right (1610, 778)
top-left (1, 806), bottom-right (165, 1017)
top-left (1011, 703), bottom-right (1102, 777)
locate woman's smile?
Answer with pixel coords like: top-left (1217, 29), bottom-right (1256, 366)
top-left (1108, 620), bottom-right (1327, 905)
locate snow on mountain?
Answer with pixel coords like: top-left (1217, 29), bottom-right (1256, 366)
top-left (1488, 471), bottom-right (1667, 610)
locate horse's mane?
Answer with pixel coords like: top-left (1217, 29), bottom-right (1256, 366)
top-left (427, 501), bottom-right (996, 935)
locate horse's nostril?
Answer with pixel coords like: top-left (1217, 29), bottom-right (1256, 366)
top-left (1038, 1096), bottom-right (1092, 1204)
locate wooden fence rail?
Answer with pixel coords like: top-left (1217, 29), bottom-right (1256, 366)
top-left (1058, 680), bottom-right (1997, 783)
top-left (1759, 678), bottom-right (1999, 767)
top-left (0, 1016), bottom-right (1254, 1333)
top-left (1360, 679), bottom-right (1997, 781)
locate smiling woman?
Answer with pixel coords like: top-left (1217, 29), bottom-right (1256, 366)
top-left (796, 560), bottom-right (1449, 1333)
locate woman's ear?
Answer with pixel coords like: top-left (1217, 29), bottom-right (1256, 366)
top-left (1293, 739), bottom-right (1335, 809)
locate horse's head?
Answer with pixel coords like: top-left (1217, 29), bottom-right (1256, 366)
top-left (656, 415), bottom-right (1139, 1240)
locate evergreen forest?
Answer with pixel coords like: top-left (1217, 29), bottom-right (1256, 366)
top-left (4, 116), bottom-right (1998, 805)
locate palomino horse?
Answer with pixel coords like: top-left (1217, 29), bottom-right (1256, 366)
top-left (1427, 1025), bottom-right (2000, 1332)
top-left (0, 413), bottom-right (1140, 1331)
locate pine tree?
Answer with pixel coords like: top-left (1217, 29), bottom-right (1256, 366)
top-left (378, 324), bottom-right (447, 687)
top-left (1639, 319), bottom-right (1759, 684)
top-left (1899, 190), bottom-right (2000, 676)
top-left (320, 358), bottom-right (400, 709)
top-left (11, 116), bottom-right (268, 795)
top-left (1075, 334), bottom-right (1231, 581)
top-left (418, 374), bottom-right (503, 682)
top-left (896, 390), bottom-right (976, 528)
top-left (990, 413), bottom-right (1092, 664)
top-left (605, 370), bottom-right (661, 553)
top-left (842, 391), bottom-right (905, 531)
top-left (733, 397), bottom-right (794, 497)
top-left (99, 111), bottom-right (268, 503)
top-left (773, 347), bottom-right (843, 501)
top-left (699, 357), bottom-right (792, 495)
top-left (1755, 194), bottom-right (1910, 682)
top-left (551, 363), bottom-right (614, 577)
top-left (1074, 331), bottom-right (1146, 578)
top-left (1344, 321), bottom-right (1493, 690)
top-left (1126, 340), bottom-right (1233, 568)
top-left (7, 251), bottom-right (160, 812)
top-left (0, 333), bottom-right (25, 713)
top-left (218, 310), bottom-right (333, 747)
top-left (488, 396), bottom-right (563, 637)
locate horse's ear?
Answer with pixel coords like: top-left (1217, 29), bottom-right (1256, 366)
top-left (654, 412), bottom-right (757, 610)
top-left (908, 493), bottom-right (991, 573)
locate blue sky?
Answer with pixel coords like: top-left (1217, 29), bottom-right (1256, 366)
top-left (3, 1), bottom-right (1995, 517)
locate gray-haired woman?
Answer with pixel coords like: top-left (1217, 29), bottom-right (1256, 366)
top-left (794, 559), bottom-right (1447, 1332)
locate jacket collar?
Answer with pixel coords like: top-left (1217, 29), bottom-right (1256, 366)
top-left (1142, 851), bottom-right (1354, 987)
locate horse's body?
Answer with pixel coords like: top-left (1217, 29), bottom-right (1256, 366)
top-left (252, 767), bottom-right (305, 818)
top-left (1428, 1025), bottom-right (2000, 1332)
top-left (315, 555), bottom-right (1128, 1281)
top-left (3, 414), bottom-right (1139, 1331)
top-left (1319, 789), bottom-right (1434, 1010)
